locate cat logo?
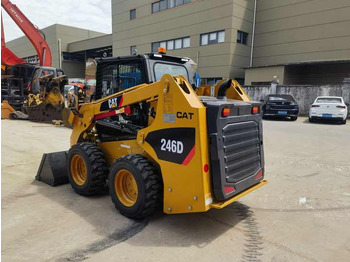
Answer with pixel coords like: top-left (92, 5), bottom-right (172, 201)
top-left (108, 98), bottom-right (118, 108)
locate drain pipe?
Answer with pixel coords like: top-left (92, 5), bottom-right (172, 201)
top-left (58, 38), bottom-right (62, 68)
top-left (249, 0), bottom-right (257, 67)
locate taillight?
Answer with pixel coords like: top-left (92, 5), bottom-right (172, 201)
top-left (255, 170), bottom-right (263, 180)
top-left (311, 105), bottom-right (320, 108)
top-left (224, 186), bottom-right (235, 194)
top-left (222, 108), bottom-right (230, 117)
top-left (252, 106), bottom-right (259, 114)
top-left (27, 84), bottom-right (31, 91)
top-left (336, 105), bottom-right (346, 109)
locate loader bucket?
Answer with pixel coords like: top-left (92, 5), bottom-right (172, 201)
top-left (35, 151), bottom-right (69, 186)
top-left (1, 100), bottom-right (15, 119)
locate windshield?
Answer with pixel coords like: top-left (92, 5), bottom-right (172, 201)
top-left (154, 63), bottom-right (189, 81)
top-left (316, 97), bottom-right (342, 103)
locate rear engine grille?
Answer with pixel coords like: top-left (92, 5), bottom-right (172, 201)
top-left (223, 121), bottom-right (261, 183)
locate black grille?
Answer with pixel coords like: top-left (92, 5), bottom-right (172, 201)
top-left (222, 121), bottom-right (261, 183)
top-left (270, 105), bottom-right (295, 109)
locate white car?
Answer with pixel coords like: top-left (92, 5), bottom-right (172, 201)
top-left (309, 96), bottom-right (348, 124)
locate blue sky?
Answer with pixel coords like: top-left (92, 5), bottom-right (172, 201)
top-left (2, 0), bottom-right (112, 42)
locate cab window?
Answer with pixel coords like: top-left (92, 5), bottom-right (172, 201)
top-left (154, 63), bottom-right (189, 81)
top-left (98, 60), bottom-right (147, 98)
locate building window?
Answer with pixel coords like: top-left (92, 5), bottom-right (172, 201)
top-left (152, 37), bottom-right (190, 52)
top-left (200, 30), bottom-right (225, 46)
top-left (237, 30), bottom-right (248, 45)
top-left (152, 0), bottom-right (191, 13)
top-left (152, 2), bottom-right (160, 13)
top-left (130, 46), bottom-right (137, 55)
top-left (235, 78), bottom-right (245, 85)
top-left (62, 52), bottom-right (85, 62)
top-left (130, 9), bottom-right (136, 20)
top-left (23, 55), bottom-right (39, 65)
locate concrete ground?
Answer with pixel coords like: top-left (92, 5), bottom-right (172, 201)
top-left (2, 117), bottom-right (350, 262)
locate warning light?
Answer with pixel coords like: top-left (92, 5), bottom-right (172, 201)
top-left (158, 47), bottom-right (166, 54)
top-left (222, 108), bottom-right (230, 117)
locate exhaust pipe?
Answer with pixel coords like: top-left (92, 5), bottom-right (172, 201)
top-left (217, 79), bottom-right (232, 99)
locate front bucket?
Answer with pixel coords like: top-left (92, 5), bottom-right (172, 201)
top-left (1, 100), bottom-right (15, 119)
top-left (36, 151), bottom-right (69, 186)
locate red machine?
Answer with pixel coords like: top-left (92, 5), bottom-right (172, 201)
top-left (1, 0), bottom-right (52, 67)
top-left (1, 15), bottom-right (24, 66)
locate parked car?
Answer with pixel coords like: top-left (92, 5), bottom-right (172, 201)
top-left (309, 96), bottom-right (348, 124)
top-left (261, 94), bottom-right (299, 121)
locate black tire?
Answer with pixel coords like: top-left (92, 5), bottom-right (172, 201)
top-left (67, 142), bottom-right (108, 196)
top-left (290, 116), bottom-right (298, 121)
top-left (341, 119), bottom-right (347, 125)
top-left (309, 117), bottom-right (314, 123)
top-left (109, 154), bottom-right (162, 219)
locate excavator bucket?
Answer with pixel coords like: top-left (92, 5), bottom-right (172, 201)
top-left (35, 151), bottom-right (69, 186)
top-left (1, 100), bottom-right (15, 119)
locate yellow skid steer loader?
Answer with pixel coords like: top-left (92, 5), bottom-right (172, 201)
top-left (36, 51), bottom-right (266, 218)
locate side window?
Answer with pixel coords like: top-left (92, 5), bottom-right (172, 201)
top-left (41, 70), bottom-right (55, 77)
top-left (117, 63), bottom-right (146, 90)
top-left (31, 69), bottom-right (39, 86)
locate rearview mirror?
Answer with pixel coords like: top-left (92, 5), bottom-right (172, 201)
top-left (260, 99), bottom-right (264, 103)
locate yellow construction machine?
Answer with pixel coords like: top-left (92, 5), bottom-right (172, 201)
top-left (36, 50), bottom-right (266, 218)
top-left (24, 74), bottom-right (68, 122)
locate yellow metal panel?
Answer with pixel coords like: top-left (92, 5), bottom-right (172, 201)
top-left (196, 79), bottom-right (251, 101)
top-left (98, 140), bottom-right (145, 166)
top-left (210, 180), bottom-right (268, 209)
top-left (136, 75), bottom-right (212, 214)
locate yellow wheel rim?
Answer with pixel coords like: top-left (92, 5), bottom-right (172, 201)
top-left (70, 155), bottom-right (87, 186)
top-left (114, 169), bottom-right (138, 207)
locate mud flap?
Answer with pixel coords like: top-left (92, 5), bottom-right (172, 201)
top-left (36, 151), bottom-right (69, 186)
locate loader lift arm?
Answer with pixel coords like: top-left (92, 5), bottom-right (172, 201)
top-left (1, 0), bottom-right (52, 66)
top-left (68, 75), bottom-right (172, 145)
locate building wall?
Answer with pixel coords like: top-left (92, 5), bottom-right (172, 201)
top-left (62, 61), bottom-right (86, 78)
top-left (6, 24), bottom-right (106, 69)
top-left (253, 0), bottom-right (350, 66)
top-left (245, 65), bottom-right (285, 85)
top-left (68, 34), bottom-right (113, 53)
top-left (112, 0), bottom-right (254, 79)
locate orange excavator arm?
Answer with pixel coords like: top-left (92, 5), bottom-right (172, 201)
top-left (1, 0), bottom-right (52, 66)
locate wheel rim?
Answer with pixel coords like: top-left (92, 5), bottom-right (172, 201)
top-left (114, 169), bottom-right (138, 207)
top-left (70, 155), bottom-right (87, 186)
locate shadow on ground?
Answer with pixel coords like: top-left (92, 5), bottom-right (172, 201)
top-left (34, 180), bottom-right (259, 261)
top-left (302, 118), bottom-right (346, 125)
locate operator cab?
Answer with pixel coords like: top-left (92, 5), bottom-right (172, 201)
top-left (94, 48), bottom-right (195, 100)
top-left (28, 67), bottom-right (65, 94)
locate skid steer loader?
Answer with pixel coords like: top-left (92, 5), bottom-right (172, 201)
top-left (36, 50), bottom-right (267, 218)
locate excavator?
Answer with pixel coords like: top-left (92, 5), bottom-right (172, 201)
top-left (36, 48), bottom-right (267, 219)
top-left (1, 0), bottom-right (67, 122)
